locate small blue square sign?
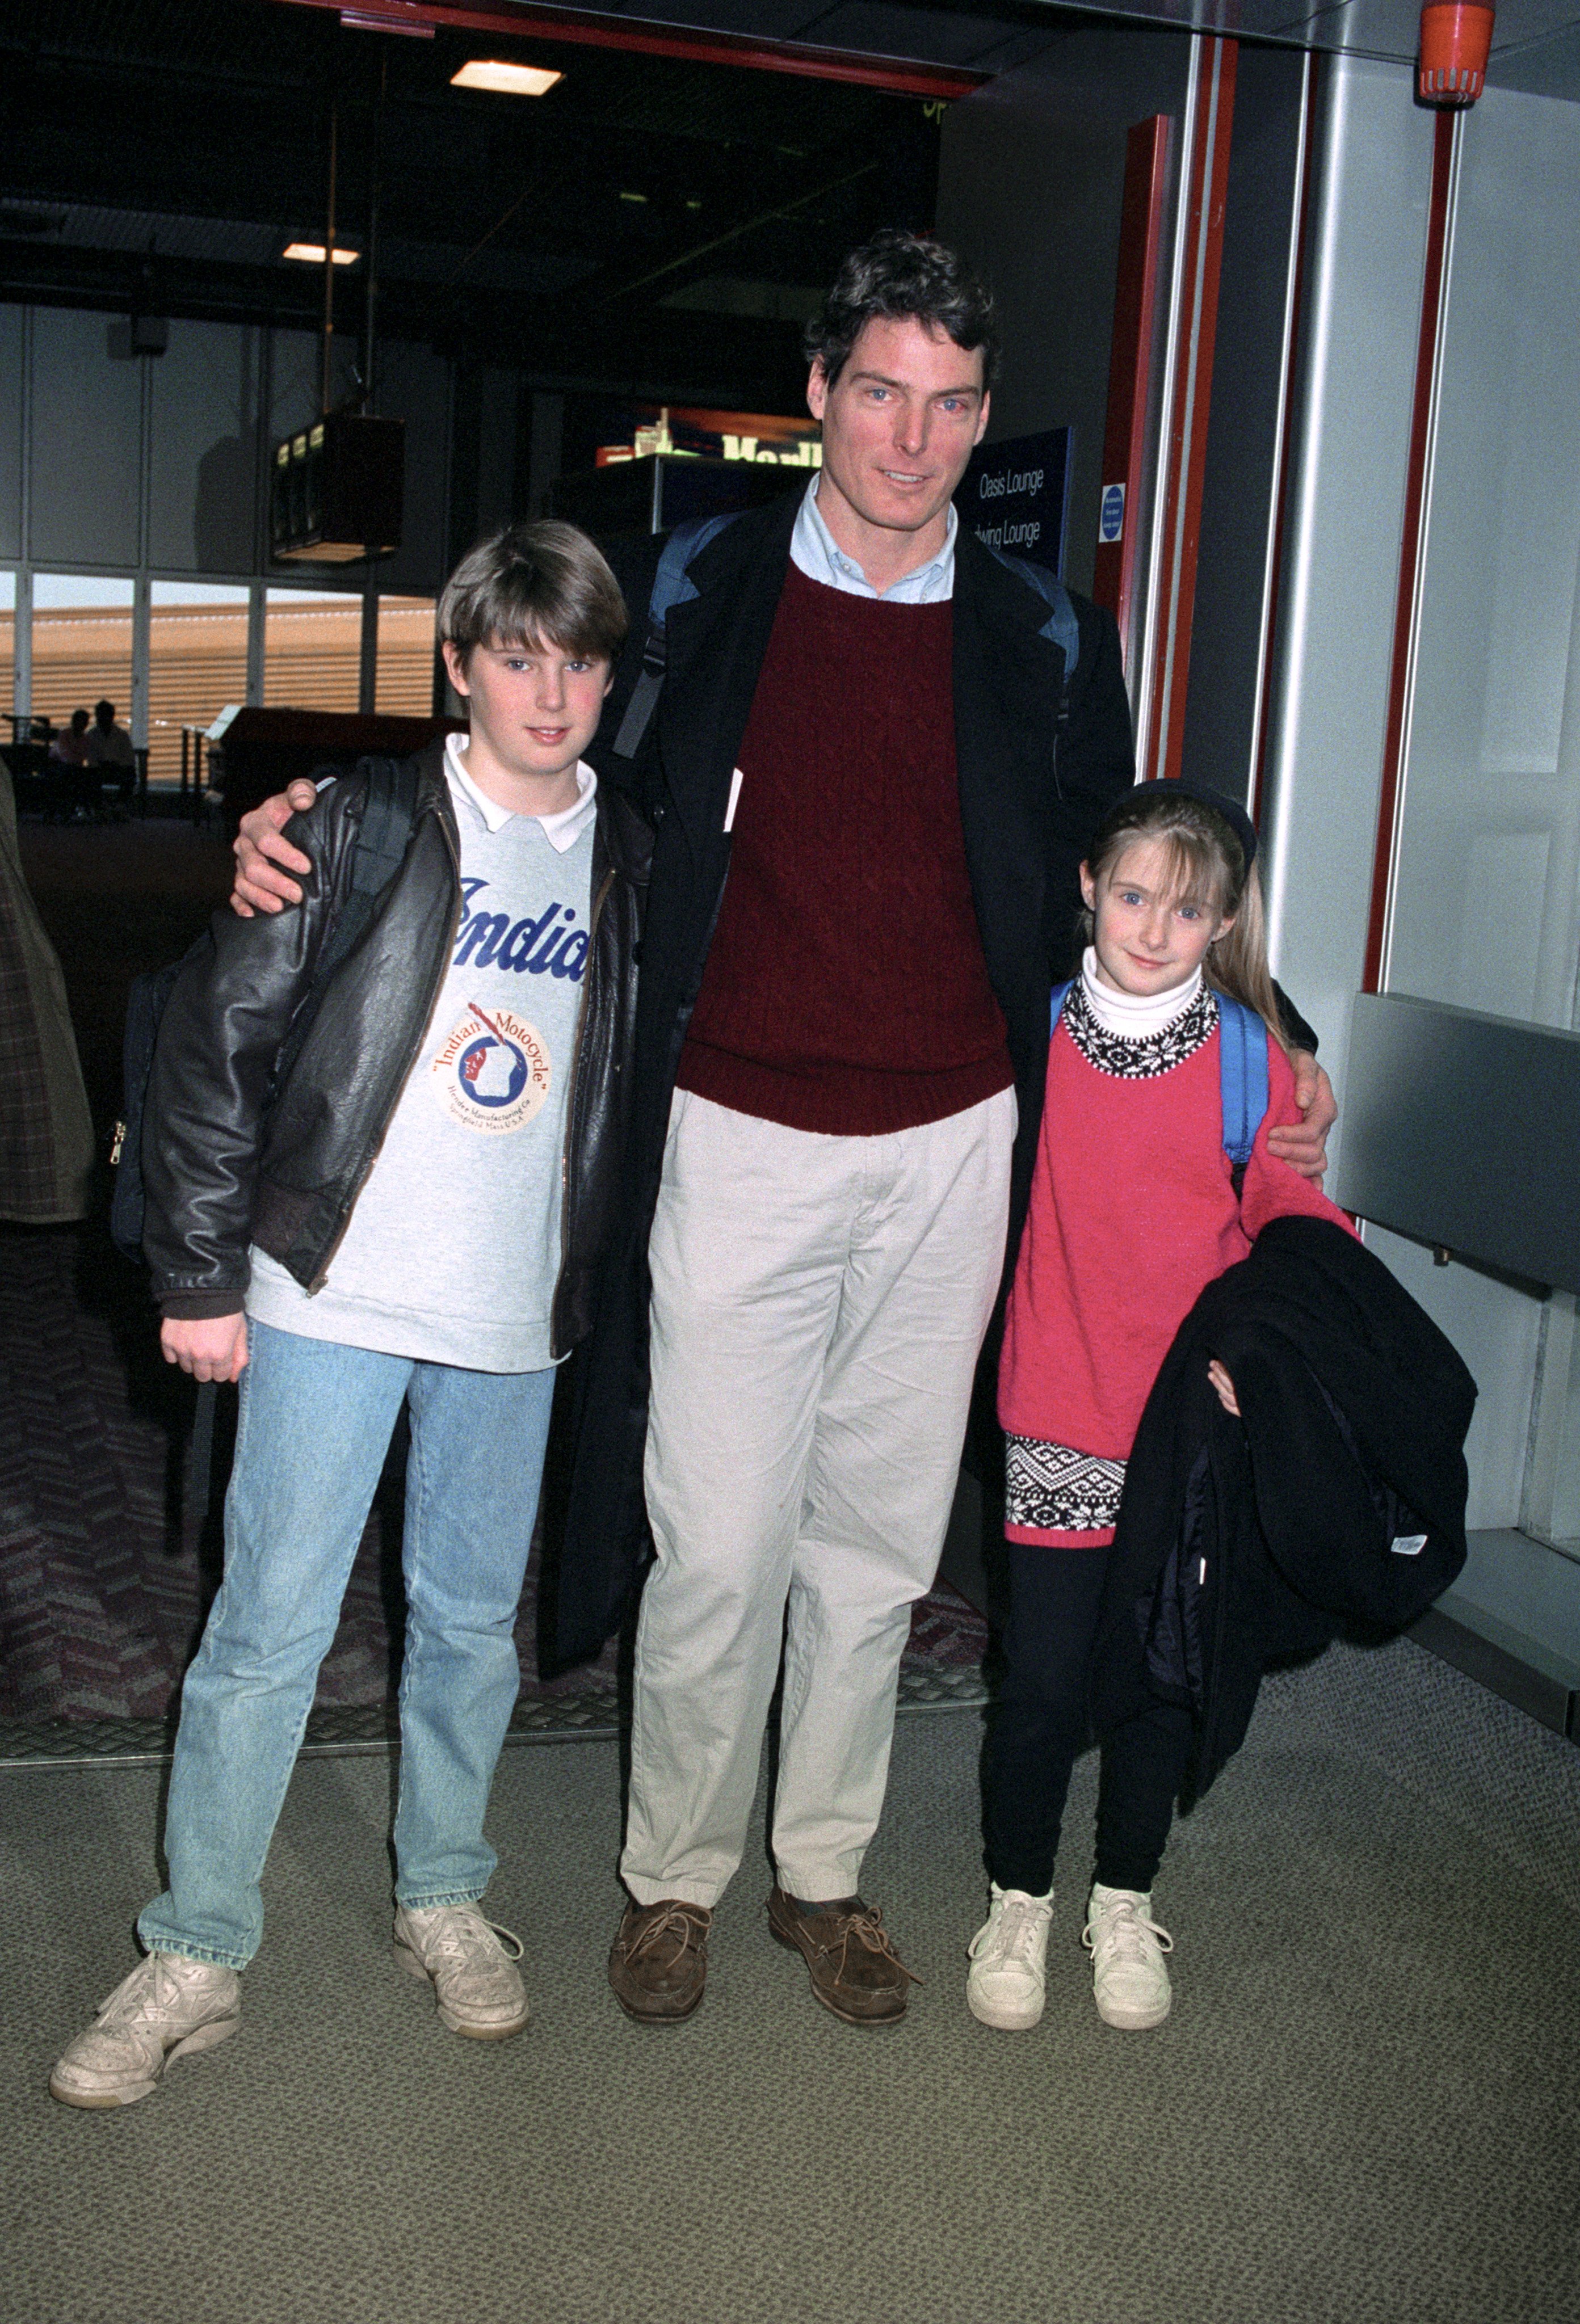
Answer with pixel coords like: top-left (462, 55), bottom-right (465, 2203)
top-left (1099, 482), bottom-right (1125, 545)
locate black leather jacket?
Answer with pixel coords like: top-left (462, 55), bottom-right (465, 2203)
top-left (144, 741), bottom-right (649, 1359)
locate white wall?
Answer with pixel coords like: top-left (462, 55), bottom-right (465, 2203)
top-left (1387, 88), bottom-right (1580, 1032)
top-left (1260, 53), bottom-right (1436, 1128)
top-left (1264, 64), bottom-right (1580, 1535)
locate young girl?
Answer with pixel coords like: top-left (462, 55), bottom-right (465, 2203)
top-left (966, 779), bottom-right (1352, 2036)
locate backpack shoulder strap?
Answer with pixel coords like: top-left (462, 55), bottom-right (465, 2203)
top-left (612, 512), bottom-right (746, 760)
top-left (980, 545), bottom-right (1081, 711)
top-left (1049, 978), bottom-right (1073, 1033)
top-left (347, 751), bottom-right (419, 898)
top-left (1215, 993), bottom-right (1271, 1189)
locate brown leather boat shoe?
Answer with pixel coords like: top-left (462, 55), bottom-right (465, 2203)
top-left (767, 1886), bottom-right (921, 2026)
top-left (607, 1898), bottom-right (712, 2024)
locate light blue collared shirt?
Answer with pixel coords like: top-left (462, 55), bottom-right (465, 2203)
top-left (788, 475), bottom-right (957, 604)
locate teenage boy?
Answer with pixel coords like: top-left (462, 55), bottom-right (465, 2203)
top-left (51, 523), bottom-right (646, 2107)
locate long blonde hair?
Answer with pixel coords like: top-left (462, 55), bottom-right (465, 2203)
top-left (1081, 788), bottom-right (1288, 1054)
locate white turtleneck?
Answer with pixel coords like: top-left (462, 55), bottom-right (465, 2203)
top-left (1079, 946), bottom-right (1202, 1040)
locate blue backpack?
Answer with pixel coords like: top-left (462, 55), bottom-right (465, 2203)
top-left (612, 513), bottom-right (1082, 761)
top-left (1050, 980), bottom-right (1270, 1194)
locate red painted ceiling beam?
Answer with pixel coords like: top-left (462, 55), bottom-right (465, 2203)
top-left (272, 0), bottom-right (990, 101)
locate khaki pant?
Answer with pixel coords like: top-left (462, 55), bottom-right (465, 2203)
top-left (622, 1085), bottom-right (1015, 1908)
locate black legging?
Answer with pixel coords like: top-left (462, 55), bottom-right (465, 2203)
top-left (982, 1542), bottom-right (1194, 1897)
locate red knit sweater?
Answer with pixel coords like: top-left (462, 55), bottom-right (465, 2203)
top-left (675, 561), bottom-right (1014, 1136)
top-left (998, 1000), bottom-right (1356, 1544)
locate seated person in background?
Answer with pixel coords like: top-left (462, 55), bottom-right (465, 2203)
top-left (49, 709), bottom-right (99, 818)
top-left (49, 521), bottom-right (645, 2110)
top-left (48, 709), bottom-right (91, 767)
top-left (84, 699), bottom-right (136, 801)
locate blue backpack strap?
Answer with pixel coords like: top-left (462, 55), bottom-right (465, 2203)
top-left (612, 511), bottom-right (745, 760)
top-left (1215, 993), bottom-right (1270, 1185)
top-left (1049, 978), bottom-right (1073, 1033)
top-left (981, 544), bottom-right (1080, 709)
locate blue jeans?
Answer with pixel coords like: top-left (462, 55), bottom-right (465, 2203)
top-left (138, 1321), bottom-right (556, 1969)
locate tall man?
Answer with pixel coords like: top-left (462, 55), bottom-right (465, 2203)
top-left (235, 233), bottom-right (1333, 2031)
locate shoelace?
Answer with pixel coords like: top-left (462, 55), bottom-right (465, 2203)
top-left (419, 1909), bottom-right (524, 1969)
top-left (971, 1895), bottom-right (1050, 1966)
top-left (100, 1954), bottom-right (207, 2030)
top-left (625, 1904), bottom-right (708, 1961)
top-left (813, 1905), bottom-right (923, 1988)
top-left (1082, 1901), bottom-right (1174, 1965)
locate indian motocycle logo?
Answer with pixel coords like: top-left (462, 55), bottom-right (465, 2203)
top-left (431, 1002), bottom-right (551, 1134)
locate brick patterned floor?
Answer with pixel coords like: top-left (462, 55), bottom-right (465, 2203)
top-left (1, 820), bottom-right (989, 1742)
top-left (0, 1219), bottom-right (989, 1732)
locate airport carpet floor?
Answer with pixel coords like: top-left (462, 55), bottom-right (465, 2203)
top-left (3, 1636), bottom-right (1579, 2324)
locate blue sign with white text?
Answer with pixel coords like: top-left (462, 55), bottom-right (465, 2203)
top-left (955, 427), bottom-right (1073, 578)
top-left (1099, 482), bottom-right (1125, 545)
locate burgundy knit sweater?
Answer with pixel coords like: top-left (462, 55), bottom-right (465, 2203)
top-left (676, 561), bottom-right (1014, 1136)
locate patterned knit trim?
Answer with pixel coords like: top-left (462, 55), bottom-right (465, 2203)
top-left (1005, 1434), bottom-right (1126, 1534)
top-left (1064, 978), bottom-right (1217, 1080)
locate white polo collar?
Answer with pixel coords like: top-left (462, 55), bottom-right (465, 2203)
top-left (444, 731), bottom-right (597, 852)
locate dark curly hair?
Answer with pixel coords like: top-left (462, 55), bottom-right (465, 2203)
top-left (804, 230), bottom-right (999, 391)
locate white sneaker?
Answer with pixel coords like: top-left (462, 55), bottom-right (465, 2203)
top-left (393, 1904), bottom-right (530, 2039)
top-left (50, 1952), bottom-right (241, 2108)
top-left (1082, 1884), bottom-right (1174, 2029)
top-left (966, 1884), bottom-right (1056, 2030)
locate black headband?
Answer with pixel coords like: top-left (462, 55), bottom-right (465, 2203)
top-left (1120, 779), bottom-right (1258, 870)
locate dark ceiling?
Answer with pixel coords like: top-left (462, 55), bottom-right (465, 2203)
top-left (0, 0), bottom-right (969, 409)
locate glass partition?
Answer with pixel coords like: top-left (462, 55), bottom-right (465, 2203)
top-left (0, 571), bottom-right (14, 731)
top-left (29, 574), bottom-right (135, 743)
top-left (148, 581), bottom-right (251, 786)
top-left (263, 587), bottom-right (360, 713)
top-left (376, 595), bottom-right (437, 717)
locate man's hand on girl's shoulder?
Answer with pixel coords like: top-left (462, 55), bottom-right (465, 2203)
top-left (230, 781), bottom-right (319, 917)
top-left (1267, 1054), bottom-right (1336, 1182)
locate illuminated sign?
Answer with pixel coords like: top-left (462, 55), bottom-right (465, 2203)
top-left (594, 404), bottom-right (821, 471)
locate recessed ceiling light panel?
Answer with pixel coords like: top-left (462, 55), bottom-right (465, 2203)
top-left (283, 242), bottom-right (360, 266)
top-left (451, 60), bottom-right (562, 97)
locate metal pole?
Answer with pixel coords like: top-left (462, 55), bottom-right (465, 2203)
top-left (363, 56), bottom-right (385, 413)
top-left (322, 102), bottom-right (338, 416)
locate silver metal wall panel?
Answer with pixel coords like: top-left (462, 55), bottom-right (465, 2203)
top-left (27, 307), bottom-right (144, 569)
top-left (1337, 990), bottom-right (1580, 1290)
top-left (1385, 87), bottom-right (1580, 1028)
top-left (1259, 54), bottom-right (1435, 1159)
